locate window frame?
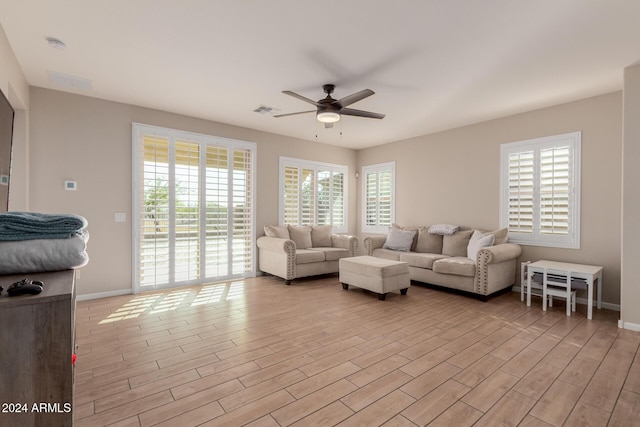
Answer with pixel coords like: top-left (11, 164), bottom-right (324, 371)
top-left (132, 123), bottom-right (257, 292)
top-left (278, 156), bottom-right (348, 233)
top-left (499, 131), bottom-right (581, 248)
top-left (361, 161), bottom-right (396, 234)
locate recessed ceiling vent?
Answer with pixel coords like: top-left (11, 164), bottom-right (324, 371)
top-left (253, 105), bottom-right (281, 115)
top-left (47, 70), bottom-right (92, 91)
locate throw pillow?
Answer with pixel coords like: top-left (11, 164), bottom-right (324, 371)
top-left (442, 229), bottom-right (474, 257)
top-left (383, 227), bottom-right (417, 252)
top-left (311, 225), bottom-right (333, 247)
top-left (287, 225), bottom-right (312, 249)
top-left (391, 223), bottom-right (420, 251)
top-left (264, 225), bottom-right (290, 239)
top-left (485, 228), bottom-right (509, 245)
top-left (415, 227), bottom-right (444, 253)
top-left (428, 224), bottom-right (461, 236)
top-left (467, 230), bottom-right (495, 260)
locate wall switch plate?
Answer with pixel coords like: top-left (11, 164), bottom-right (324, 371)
top-left (115, 213), bottom-right (126, 222)
top-left (64, 181), bottom-right (77, 190)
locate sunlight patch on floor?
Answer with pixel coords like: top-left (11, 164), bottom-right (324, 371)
top-left (98, 280), bottom-right (247, 323)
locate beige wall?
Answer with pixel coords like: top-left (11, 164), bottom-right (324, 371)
top-left (28, 87), bottom-right (357, 296)
top-left (358, 92), bottom-right (623, 306)
top-left (621, 64), bottom-right (640, 326)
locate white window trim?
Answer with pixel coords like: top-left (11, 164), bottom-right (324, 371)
top-left (278, 156), bottom-right (348, 233)
top-left (499, 131), bottom-right (581, 249)
top-left (132, 123), bottom-right (257, 292)
top-left (361, 161), bottom-right (395, 234)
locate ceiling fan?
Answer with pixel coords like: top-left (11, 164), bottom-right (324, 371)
top-left (274, 84), bottom-right (385, 128)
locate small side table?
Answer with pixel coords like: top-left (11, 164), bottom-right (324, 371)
top-left (526, 260), bottom-right (603, 320)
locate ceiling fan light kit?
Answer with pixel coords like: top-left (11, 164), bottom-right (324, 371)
top-left (316, 110), bottom-right (340, 123)
top-left (275, 83), bottom-right (385, 126)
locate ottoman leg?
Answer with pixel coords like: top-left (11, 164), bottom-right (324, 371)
top-left (342, 283), bottom-right (349, 290)
top-left (379, 293), bottom-right (386, 301)
top-left (401, 288), bottom-right (408, 295)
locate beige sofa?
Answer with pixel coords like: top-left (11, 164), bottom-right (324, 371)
top-left (257, 225), bottom-right (358, 285)
top-left (364, 224), bottom-right (522, 299)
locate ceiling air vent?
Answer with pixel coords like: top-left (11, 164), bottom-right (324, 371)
top-left (47, 70), bottom-right (92, 91)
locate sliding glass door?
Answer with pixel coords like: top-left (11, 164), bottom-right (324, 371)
top-left (132, 123), bottom-right (256, 292)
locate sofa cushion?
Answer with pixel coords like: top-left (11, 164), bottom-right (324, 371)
top-left (399, 252), bottom-right (449, 269)
top-left (264, 225), bottom-right (290, 239)
top-left (415, 227), bottom-right (444, 253)
top-left (288, 225), bottom-right (312, 249)
top-left (308, 247), bottom-right (350, 261)
top-left (296, 249), bottom-right (325, 264)
top-left (467, 230), bottom-right (495, 260)
top-left (433, 257), bottom-right (476, 277)
top-left (442, 229), bottom-right (474, 257)
top-left (383, 227), bottom-right (416, 252)
top-left (372, 248), bottom-right (401, 261)
top-left (311, 225), bottom-right (333, 247)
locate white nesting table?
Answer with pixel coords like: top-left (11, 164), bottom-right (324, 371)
top-left (526, 260), bottom-right (603, 319)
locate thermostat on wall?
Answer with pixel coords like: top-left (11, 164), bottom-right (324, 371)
top-left (64, 181), bottom-right (77, 191)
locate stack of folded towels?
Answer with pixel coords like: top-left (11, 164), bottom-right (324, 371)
top-left (0, 211), bottom-right (89, 274)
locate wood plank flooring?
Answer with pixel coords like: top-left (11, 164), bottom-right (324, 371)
top-left (74, 275), bottom-right (640, 426)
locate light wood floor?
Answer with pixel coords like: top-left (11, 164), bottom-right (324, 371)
top-left (74, 275), bottom-right (640, 426)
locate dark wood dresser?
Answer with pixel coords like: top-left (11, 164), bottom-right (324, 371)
top-left (0, 270), bottom-right (76, 427)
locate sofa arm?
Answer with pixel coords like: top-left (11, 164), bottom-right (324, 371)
top-left (363, 236), bottom-right (387, 255)
top-left (475, 243), bottom-right (522, 295)
top-left (479, 243), bottom-right (522, 264)
top-left (257, 236), bottom-right (296, 281)
top-left (257, 236), bottom-right (296, 254)
top-left (331, 234), bottom-right (359, 256)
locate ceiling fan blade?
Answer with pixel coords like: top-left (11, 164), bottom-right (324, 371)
top-left (340, 108), bottom-right (385, 119)
top-left (338, 89), bottom-right (375, 107)
top-left (282, 91), bottom-right (320, 106)
top-left (273, 110), bottom-right (316, 118)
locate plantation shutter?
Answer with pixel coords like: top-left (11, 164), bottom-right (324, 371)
top-left (362, 162), bottom-right (395, 233)
top-left (134, 124), bottom-right (256, 291)
top-left (140, 135), bottom-right (170, 287)
top-left (540, 146), bottom-right (570, 235)
top-left (508, 151), bottom-right (534, 233)
top-left (279, 158), bottom-right (348, 233)
top-left (331, 171), bottom-right (345, 228)
top-left (231, 149), bottom-right (254, 274)
top-left (500, 132), bottom-right (580, 248)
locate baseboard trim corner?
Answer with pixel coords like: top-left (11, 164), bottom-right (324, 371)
top-left (618, 319), bottom-right (640, 331)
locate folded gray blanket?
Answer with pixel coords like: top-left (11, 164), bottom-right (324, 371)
top-left (0, 230), bottom-right (89, 274)
top-left (0, 211), bottom-right (88, 241)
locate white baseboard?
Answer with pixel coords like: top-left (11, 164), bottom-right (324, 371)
top-left (512, 286), bottom-right (620, 312)
top-left (76, 289), bottom-right (132, 301)
top-left (618, 320), bottom-right (640, 331)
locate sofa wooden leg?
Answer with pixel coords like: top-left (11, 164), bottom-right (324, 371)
top-left (342, 283), bottom-right (349, 290)
top-left (285, 280), bottom-right (292, 286)
top-left (379, 293), bottom-right (386, 301)
top-left (401, 288), bottom-right (408, 295)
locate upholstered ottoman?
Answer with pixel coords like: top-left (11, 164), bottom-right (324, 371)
top-left (339, 256), bottom-right (410, 300)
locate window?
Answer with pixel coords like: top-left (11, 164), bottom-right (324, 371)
top-left (132, 123), bottom-right (256, 291)
top-left (362, 162), bottom-right (395, 234)
top-left (279, 157), bottom-right (347, 233)
top-left (500, 131), bottom-right (581, 248)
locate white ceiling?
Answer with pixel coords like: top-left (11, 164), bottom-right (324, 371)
top-left (1, 0), bottom-right (639, 149)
